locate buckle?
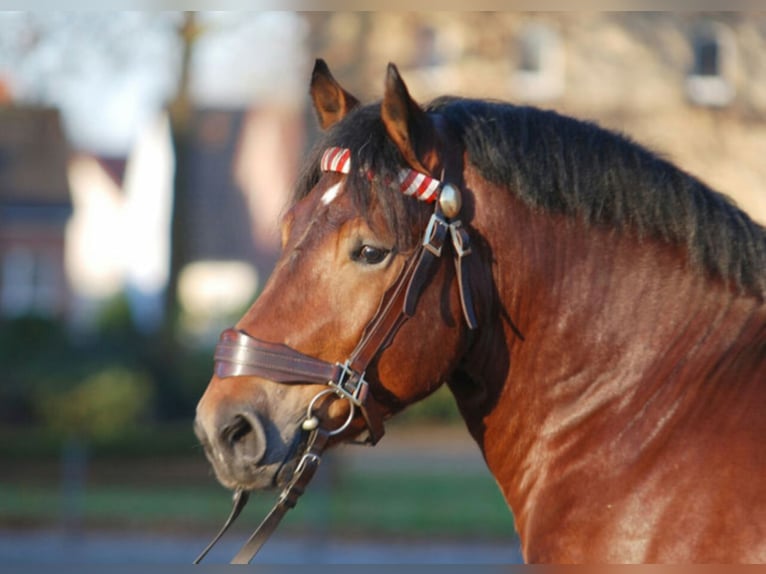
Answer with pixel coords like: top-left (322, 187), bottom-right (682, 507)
top-left (330, 361), bottom-right (369, 407)
top-left (449, 220), bottom-right (472, 258)
top-left (422, 212), bottom-right (448, 257)
top-left (294, 452), bottom-right (321, 476)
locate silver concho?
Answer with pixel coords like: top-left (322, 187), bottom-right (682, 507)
top-left (438, 183), bottom-right (462, 218)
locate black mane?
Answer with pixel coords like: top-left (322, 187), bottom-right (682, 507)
top-left (294, 98), bottom-right (766, 296)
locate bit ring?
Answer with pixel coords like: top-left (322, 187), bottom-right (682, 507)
top-left (302, 387), bottom-right (356, 436)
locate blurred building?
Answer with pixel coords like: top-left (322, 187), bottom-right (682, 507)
top-left (175, 106), bottom-right (303, 342)
top-left (304, 12), bottom-right (766, 224)
top-left (65, 105), bottom-right (303, 338)
top-left (0, 13), bottom-right (307, 337)
top-left (3, 12), bottom-right (764, 334)
top-left (0, 105), bottom-right (73, 319)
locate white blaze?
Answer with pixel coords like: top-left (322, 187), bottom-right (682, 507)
top-left (321, 181), bottom-right (344, 206)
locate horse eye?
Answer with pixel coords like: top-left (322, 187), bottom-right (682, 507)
top-left (353, 245), bottom-right (390, 265)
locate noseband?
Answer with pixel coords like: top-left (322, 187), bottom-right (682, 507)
top-left (195, 147), bottom-right (477, 564)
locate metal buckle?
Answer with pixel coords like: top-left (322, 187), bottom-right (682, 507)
top-left (423, 212), bottom-right (448, 257)
top-left (328, 360), bottom-right (368, 407)
top-left (449, 220), bottom-right (472, 258)
top-left (293, 452), bottom-right (321, 477)
top-left (278, 452), bottom-right (321, 507)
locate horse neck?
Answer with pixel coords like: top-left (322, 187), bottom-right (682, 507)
top-left (454, 174), bottom-right (765, 557)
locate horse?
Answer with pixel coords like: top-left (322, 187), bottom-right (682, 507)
top-left (194, 59), bottom-right (766, 563)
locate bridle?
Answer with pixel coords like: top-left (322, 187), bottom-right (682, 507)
top-left (194, 146), bottom-right (477, 564)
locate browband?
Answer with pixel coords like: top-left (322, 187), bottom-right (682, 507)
top-left (320, 146), bottom-right (441, 202)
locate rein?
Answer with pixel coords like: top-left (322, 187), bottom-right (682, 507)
top-left (195, 147), bottom-right (477, 564)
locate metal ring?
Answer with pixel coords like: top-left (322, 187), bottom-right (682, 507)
top-left (304, 388), bottom-right (356, 436)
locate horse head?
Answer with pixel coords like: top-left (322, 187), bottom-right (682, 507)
top-left (194, 61), bottom-right (476, 492)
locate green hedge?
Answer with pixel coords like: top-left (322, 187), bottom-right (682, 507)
top-left (0, 422), bottom-right (200, 460)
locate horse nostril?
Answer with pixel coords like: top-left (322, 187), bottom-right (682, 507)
top-left (218, 413), bottom-right (267, 464)
top-left (221, 415), bottom-right (253, 447)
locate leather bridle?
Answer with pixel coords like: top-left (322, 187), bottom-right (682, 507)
top-left (194, 147), bottom-right (477, 564)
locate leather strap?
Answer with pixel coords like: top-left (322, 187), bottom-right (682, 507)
top-left (215, 329), bottom-right (342, 384)
top-left (348, 244), bottom-right (430, 373)
top-left (449, 220), bottom-right (478, 330)
top-left (193, 488), bottom-right (249, 564)
top-left (230, 428), bottom-right (329, 564)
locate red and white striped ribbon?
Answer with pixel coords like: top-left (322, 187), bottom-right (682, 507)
top-left (320, 147), bottom-right (440, 203)
top-left (397, 169), bottom-right (440, 203)
top-left (320, 147), bottom-right (351, 174)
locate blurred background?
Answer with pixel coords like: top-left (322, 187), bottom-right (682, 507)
top-left (0, 11), bottom-right (764, 564)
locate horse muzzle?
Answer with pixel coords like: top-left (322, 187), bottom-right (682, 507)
top-left (194, 380), bottom-right (306, 490)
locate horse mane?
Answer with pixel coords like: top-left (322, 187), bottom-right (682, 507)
top-left (293, 98), bottom-right (766, 297)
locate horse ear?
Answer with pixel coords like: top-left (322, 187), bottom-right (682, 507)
top-left (310, 59), bottom-right (360, 130)
top-left (381, 63), bottom-right (436, 174)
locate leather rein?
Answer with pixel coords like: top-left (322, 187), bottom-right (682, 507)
top-left (194, 147), bottom-right (477, 564)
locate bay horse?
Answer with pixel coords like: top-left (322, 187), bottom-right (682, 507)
top-left (195, 60), bottom-right (766, 563)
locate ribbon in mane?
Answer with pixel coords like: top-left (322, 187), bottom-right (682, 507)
top-left (320, 146), bottom-right (441, 203)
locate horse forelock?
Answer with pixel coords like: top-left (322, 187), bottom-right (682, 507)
top-left (294, 97), bottom-right (766, 296)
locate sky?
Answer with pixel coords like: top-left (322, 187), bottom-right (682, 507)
top-left (0, 12), bottom-right (309, 155)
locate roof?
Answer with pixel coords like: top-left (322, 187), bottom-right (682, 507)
top-left (0, 106), bottom-right (72, 221)
top-left (95, 156), bottom-right (128, 190)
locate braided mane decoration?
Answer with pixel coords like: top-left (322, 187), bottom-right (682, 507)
top-left (320, 146), bottom-right (441, 203)
top-left (320, 146), bottom-right (351, 174)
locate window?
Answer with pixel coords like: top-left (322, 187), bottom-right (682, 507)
top-left (1, 247), bottom-right (59, 317)
top-left (685, 21), bottom-right (737, 107)
top-left (410, 22), bottom-right (464, 71)
top-left (415, 26), bottom-right (442, 69)
top-left (519, 28), bottom-right (546, 73)
top-left (512, 24), bottom-right (565, 102)
top-left (695, 36), bottom-right (720, 77)
top-left (1, 248), bottom-right (34, 315)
